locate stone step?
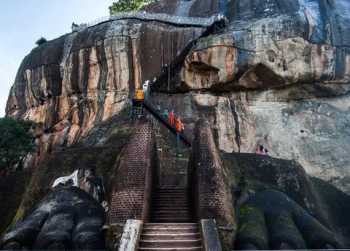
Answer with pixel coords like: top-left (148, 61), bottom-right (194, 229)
top-left (154, 198), bottom-right (189, 201)
top-left (153, 198), bottom-right (189, 201)
top-left (144, 223), bottom-right (197, 226)
top-left (153, 203), bottom-right (190, 207)
top-left (154, 196), bottom-right (188, 199)
top-left (143, 224), bottom-right (198, 231)
top-left (144, 224), bottom-right (197, 228)
top-left (152, 207), bottom-right (190, 210)
top-left (152, 210), bottom-right (191, 214)
top-left (154, 193), bottom-right (188, 196)
top-left (141, 233), bottom-right (201, 241)
top-left (143, 228), bottom-right (199, 234)
top-left (151, 215), bottom-right (193, 219)
top-left (150, 219), bottom-right (194, 223)
top-left (155, 196), bottom-right (188, 198)
top-left (151, 219), bottom-right (194, 223)
top-left (151, 214), bottom-right (192, 218)
top-left (144, 223), bottom-right (197, 228)
top-left (156, 189), bottom-right (188, 191)
top-left (138, 247), bottom-right (202, 251)
top-left (152, 210), bottom-right (190, 214)
top-left (153, 204), bottom-right (190, 208)
top-left (153, 207), bottom-right (190, 211)
top-left (139, 239), bottom-right (202, 248)
top-left (155, 193), bottom-right (188, 195)
top-left (151, 213), bottom-right (192, 217)
top-left (151, 211), bottom-right (191, 216)
top-left (154, 199), bottom-right (188, 203)
top-left (156, 188), bottom-right (188, 191)
top-left (154, 195), bottom-right (189, 199)
top-left (154, 195), bottom-right (188, 198)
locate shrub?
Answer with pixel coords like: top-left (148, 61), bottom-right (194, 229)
top-left (109, 0), bottom-right (154, 14)
top-left (35, 37), bottom-right (47, 46)
top-left (0, 118), bottom-right (36, 172)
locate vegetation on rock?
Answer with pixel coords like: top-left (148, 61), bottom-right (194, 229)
top-left (0, 118), bottom-right (35, 172)
top-left (109, 0), bottom-right (154, 14)
top-left (35, 37), bottom-right (47, 46)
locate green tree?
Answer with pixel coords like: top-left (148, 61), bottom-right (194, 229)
top-left (35, 37), bottom-right (47, 46)
top-left (0, 118), bottom-right (36, 172)
top-left (109, 0), bottom-right (154, 14)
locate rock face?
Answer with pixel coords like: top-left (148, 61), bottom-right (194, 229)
top-left (0, 187), bottom-right (106, 250)
top-left (6, 1), bottom-right (350, 194)
top-left (6, 16), bottom-right (209, 167)
top-left (147, 0), bottom-right (350, 194)
top-left (222, 150), bottom-right (350, 248)
top-left (3, 1), bottom-right (350, 249)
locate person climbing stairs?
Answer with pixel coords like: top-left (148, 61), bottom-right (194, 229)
top-left (132, 88), bottom-right (145, 118)
top-left (129, 80), bottom-right (190, 147)
top-left (138, 188), bottom-right (202, 250)
top-left (143, 100), bottom-right (191, 147)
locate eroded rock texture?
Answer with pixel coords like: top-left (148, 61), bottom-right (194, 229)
top-left (3, 0), bottom-right (350, 249)
top-left (236, 190), bottom-right (340, 250)
top-left (189, 119), bottom-right (350, 249)
top-left (6, 16), bottom-right (209, 168)
top-left (224, 152), bottom-right (350, 248)
top-left (147, 0), bottom-right (350, 194)
top-left (0, 110), bottom-right (133, 249)
top-left (0, 187), bottom-right (106, 250)
top-left (6, 1), bottom-right (350, 193)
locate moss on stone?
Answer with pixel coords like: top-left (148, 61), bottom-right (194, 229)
top-left (0, 170), bottom-right (32, 235)
top-left (7, 206), bottom-right (25, 231)
top-left (236, 206), bottom-right (268, 249)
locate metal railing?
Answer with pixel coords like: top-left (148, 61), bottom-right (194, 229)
top-left (201, 219), bottom-right (223, 251)
top-left (72, 11), bottom-right (228, 32)
top-left (118, 219), bottom-right (143, 251)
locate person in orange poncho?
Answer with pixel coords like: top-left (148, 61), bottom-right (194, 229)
top-left (175, 116), bottom-right (184, 156)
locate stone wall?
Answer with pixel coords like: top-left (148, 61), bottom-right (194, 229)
top-left (109, 120), bottom-right (156, 224)
top-left (189, 119), bottom-right (236, 250)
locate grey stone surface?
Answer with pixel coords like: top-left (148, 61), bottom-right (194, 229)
top-left (118, 220), bottom-right (142, 251)
top-left (201, 219), bottom-right (222, 251)
top-left (0, 187), bottom-right (106, 250)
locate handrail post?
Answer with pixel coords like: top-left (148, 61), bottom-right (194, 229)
top-left (200, 219), bottom-right (222, 251)
top-left (118, 219), bottom-right (143, 251)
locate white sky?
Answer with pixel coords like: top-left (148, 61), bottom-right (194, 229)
top-left (0, 0), bottom-right (115, 117)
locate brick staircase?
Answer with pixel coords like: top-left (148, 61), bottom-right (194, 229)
top-left (151, 188), bottom-right (193, 223)
top-left (138, 188), bottom-right (202, 250)
top-left (152, 118), bottom-right (190, 188)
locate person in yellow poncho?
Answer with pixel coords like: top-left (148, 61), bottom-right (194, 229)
top-left (132, 88), bottom-right (145, 118)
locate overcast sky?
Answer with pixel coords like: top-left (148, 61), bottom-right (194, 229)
top-left (0, 0), bottom-right (115, 117)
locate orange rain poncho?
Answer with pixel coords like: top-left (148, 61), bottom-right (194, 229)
top-left (175, 118), bottom-right (184, 133)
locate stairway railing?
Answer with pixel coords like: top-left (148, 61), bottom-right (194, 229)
top-left (200, 219), bottom-right (223, 251)
top-left (118, 219), bottom-right (143, 251)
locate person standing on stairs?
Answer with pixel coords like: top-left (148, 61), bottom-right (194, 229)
top-left (169, 110), bottom-right (175, 127)
top-left (256, 145), bottom-right (268, 155)
top-left (132, 88), bottom-right (145, 119)
top-left (143, 80), bottom-right (151, 101)
top-left (175, 116), bottom-right (184, 156)
top-left (163, 109), bottom-right (169, 120)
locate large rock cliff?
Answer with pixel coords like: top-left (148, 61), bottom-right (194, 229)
top-left (3, 1), bottom-right (350, 247)
top-left (149, 0), bottom-right (350, 194)
top-left (6, 14), bottom-right (213, 168)
top-left (7, 0), bottom-right (350, 193)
